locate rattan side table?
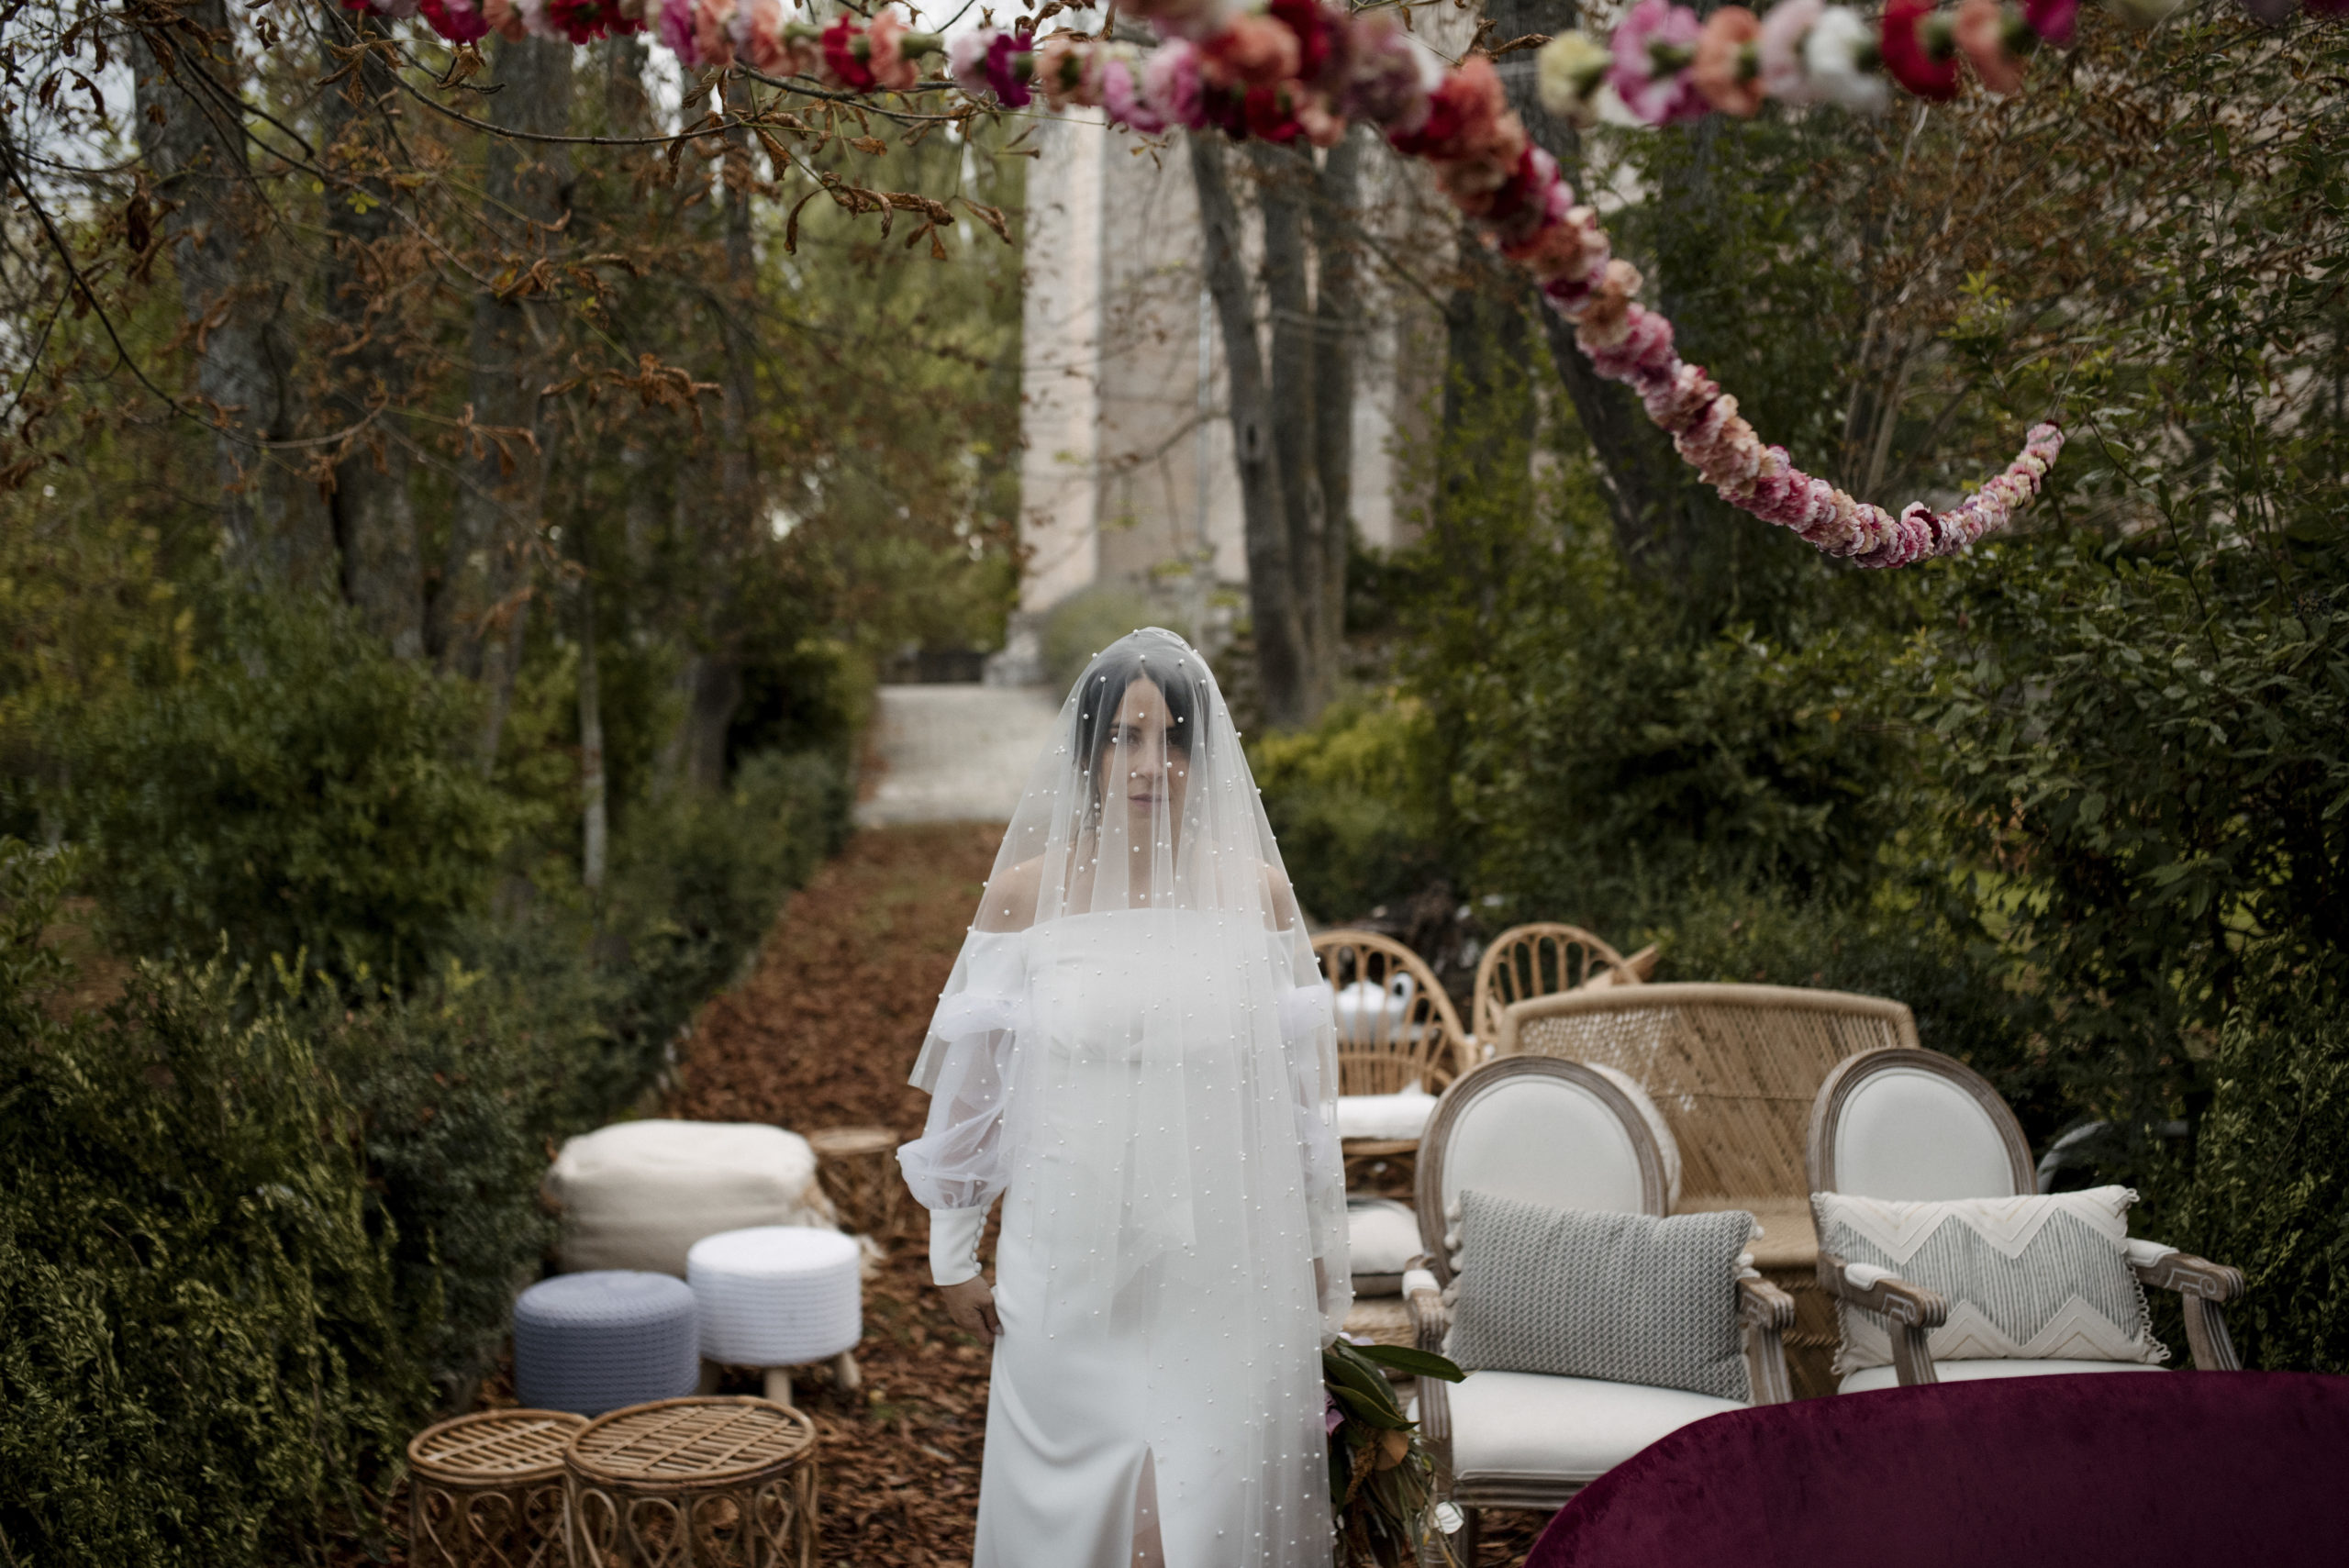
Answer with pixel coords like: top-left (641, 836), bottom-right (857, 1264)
top-left (408, 1408), bottom-right (587, 1568)
top-left (804, 1125), bottom-right (903, 1240)
top-left (564, 1396), bottom-right (818, 1568)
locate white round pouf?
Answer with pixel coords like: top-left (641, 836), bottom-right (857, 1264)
top-left (511, 1270), bottom-right (700, 1417)
top-left (687, 1226), bottom-right (863, 1370)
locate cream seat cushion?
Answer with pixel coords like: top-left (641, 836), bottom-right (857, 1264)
top-left (1447, 1370), bottom-right (1743, 1486)
top-left (1335, 1086), bottom-right (1439, 1142)
top-left (547, 1119), bottom-right (835, 1276)
top-left (1838, 1359), bottom-right (2165, 1395)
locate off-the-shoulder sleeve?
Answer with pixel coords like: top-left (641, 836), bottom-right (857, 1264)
top-left (896, 931), bottom-right (1028, 1213)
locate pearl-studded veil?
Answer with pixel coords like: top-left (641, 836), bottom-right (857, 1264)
top-left (897, 627), bottom-right (1348, 1566)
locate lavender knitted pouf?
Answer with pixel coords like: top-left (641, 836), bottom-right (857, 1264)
top-left (512, 1271), bottom-right (699, 1417)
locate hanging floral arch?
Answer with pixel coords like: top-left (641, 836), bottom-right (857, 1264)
top-left (359, 0), bottom-right (2333, 566)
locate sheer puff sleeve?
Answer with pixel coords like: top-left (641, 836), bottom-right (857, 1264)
top-left (897, 931), bottom-right (1027, 1218)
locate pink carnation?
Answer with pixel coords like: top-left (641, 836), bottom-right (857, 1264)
top-left (1101, 54), bottom-right (1168, 133)
top-left (1142, 39), bottom-right (1208, 129)
top-left (1200, 13), bottom-right (1301, 87)
top-left (1755, 0), bottom-right (1823, 104)
top-left (867, 10), bottom-right (922, 93)
top-left (1609, 0), bottom-right (1706, 126)
top-left (656, 0), bottom-right (697, 63)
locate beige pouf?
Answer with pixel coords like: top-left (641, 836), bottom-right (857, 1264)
top-left (546, 1122), bottom-right (837, 1278)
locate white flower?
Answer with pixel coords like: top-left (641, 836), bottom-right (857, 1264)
top-left (1536, 31), bottom-right (1614, 127)
top-left (1433, 1502), bottom-right (1466, 1535)
top-left (1803, 6), bottom-right (1887, 115)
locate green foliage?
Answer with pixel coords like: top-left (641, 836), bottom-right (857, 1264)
top-left (1041, 584), bottom-right (1164, 693)
top-left (1923, 542), bottom-right (2349, 1152)
top-left (0, 841), bottom-right (421, 1566)
top-left (1249, 695), bottom-right (1443, 923)
top-left (69, 589), bottom-right (518, 987)
top-left (2176, 980), bottom-right (2349, 1374)
top-left (1648, 880), bottom-right (2056, 1140)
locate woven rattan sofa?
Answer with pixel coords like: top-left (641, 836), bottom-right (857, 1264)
top-left (1496, 983), bottom-right (1916, 1396)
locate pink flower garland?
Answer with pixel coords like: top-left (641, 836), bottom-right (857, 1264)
top-left (389, 0), bottom-right (2084, 567)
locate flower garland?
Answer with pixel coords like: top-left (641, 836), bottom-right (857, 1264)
top-left (381, 0), bottom-right (2349, 563)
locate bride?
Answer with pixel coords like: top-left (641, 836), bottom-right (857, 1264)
top-left (897, 628), bottom-right (1350, 1568)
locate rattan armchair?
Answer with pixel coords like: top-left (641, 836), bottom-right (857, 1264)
top-left (1310, 929), bottom-right (1468, 1184)
top-left (1404, 1057), bottom-right (1794, 1562)
top-left (1496, 982), bottom-right (1918, 1396)
top-left (1808, 1046), bottom-right (2245, 1390)
top-left (1470, 923), bottom-right (1638, 1044)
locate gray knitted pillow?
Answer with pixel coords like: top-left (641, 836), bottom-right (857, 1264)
top-left (1447, 1189), bottom-right (1753, 1402)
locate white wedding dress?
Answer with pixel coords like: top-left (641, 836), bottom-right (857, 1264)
top-left (898, 630), bottom-right (1348, 1568)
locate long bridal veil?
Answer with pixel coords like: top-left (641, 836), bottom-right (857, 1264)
top-left (901, 626), bottom-right (1349, 1567)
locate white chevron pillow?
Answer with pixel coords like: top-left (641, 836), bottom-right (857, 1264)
top-left (1811, 1186), bottom-right (2168, 1373)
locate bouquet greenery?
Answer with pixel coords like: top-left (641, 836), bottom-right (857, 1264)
top-left (1324, 1336), bottom-right (1466, 1567)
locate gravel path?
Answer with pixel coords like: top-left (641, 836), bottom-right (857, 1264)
top-left (854, 684), bottom-right (1060, 828)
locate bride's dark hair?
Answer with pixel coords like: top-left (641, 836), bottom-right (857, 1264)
top-left (1070, 637), bottom-right (1204, 781)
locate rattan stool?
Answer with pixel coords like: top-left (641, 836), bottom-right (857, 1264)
top-left (804, 1125), bottom-right (903, 1240)
top-left (565, 1397), bottom-right (818, 1568)
top-left (408, 1408), bottom-right (587, 1568)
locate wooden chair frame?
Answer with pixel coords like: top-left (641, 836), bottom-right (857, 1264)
top-left (1311, 930), bottom-right (1467, 1183)
top-left (1471, 923), bottom-right (1636, 1043)
top-left (1808, 1046), bottom-right (2246, 1386)
top-left (1405, 1057), bottom-right (1795, 1559)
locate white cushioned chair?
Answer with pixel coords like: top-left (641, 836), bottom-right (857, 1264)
top-left (1406, 1057), bottom-right (1794, 1559)
top-left (1808, 1046), bottom-right (2244, 1390)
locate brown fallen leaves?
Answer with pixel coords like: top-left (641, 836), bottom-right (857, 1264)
top-left (669, 824), bottom-right (1000, 1568)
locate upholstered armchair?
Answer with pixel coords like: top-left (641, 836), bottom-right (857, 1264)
top-left (1807, 1046), bottom-right (2245, 1390)
top-left (1404, 1057), bottom-right (1795, 1561)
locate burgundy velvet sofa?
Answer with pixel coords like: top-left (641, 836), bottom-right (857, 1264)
top-left (1527, 1371), bottom-right (2349, 1568)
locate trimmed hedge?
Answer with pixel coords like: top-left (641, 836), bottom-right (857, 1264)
top-left (0, 843), bottom-right (420, 1563)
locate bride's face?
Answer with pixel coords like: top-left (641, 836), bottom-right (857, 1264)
top-left (1101, 676), bottom-right (1190, 833)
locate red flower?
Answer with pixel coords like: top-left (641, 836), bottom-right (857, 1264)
top-left (2022, 0), bottom-right (2078, 42)
top-left (1267, 0), bottom-right (1331, 79)
top-left (1242, 83), bottom-right (1306, 142)
top-left (821, 16), bottom-right (879, 92)
top-left (546, 0), bottom-right (609, 42)
top-left (419, 0), bottom-right (492, 39)
top-left (1879, 0), bottom-right (1959, 101)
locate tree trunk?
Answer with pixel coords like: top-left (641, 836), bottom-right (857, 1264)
top-left (1487, 0), bottom-right (1695, 575)
top-left (431, 36), bottom-right (573, 697)
top-left (1189, 132), bottom-right (1310, 730)
top-left (662, 78), bottom-right (764, 794)
top-left (575, 542), bottom-right (608, 891)
top-left (1308, 129), bottom-right (1362, 689)
top-left (318, 9), bottom-right (424, 657)
top-left (1252, 142), bottom-right (1325, 711)
top-left (130, 0), bottom-right (333, 587)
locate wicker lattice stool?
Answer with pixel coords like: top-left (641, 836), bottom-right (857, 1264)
top-left (804, 1126), bottom-right (903, 1240)
top-left (565, 1397), bottom-right (818, 1568)
top-left (409, 1408), bottom-right (587, 1568)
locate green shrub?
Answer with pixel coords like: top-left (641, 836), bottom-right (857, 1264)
top-left (0, 840), bottom-right (422, 1566)
top-left (1040, 584), bottom-right (1163, 693)
top-left (1250, 695), bottom-right (1445, 924)
top-left (1649, 880), bottom-right (2057, 1140)
top-left (2175, 983), bottom-right (2349, 1373)
top-left (69, 590), bottom-right (518, 987)
top-left (310, 966), bottom-right (581, 1407)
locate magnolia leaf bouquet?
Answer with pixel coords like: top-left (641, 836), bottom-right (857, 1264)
top-left (1325, 1337), bottom-right (1466, 1568)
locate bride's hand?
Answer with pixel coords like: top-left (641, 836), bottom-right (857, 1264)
top-left (940, 1276), bottom-right (1002, 1345)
